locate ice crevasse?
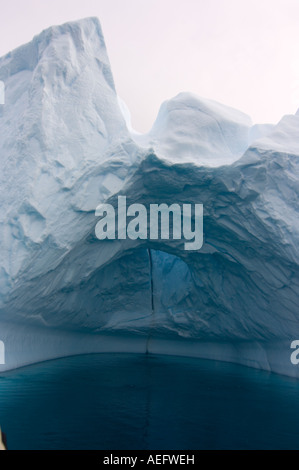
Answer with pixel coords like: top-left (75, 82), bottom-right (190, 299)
top-left (0, 17), bottom-right (299, 376)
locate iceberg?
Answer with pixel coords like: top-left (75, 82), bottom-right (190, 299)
top-left (0, 17), bottom-right (299, 377)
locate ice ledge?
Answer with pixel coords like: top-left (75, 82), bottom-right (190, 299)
top-left (0, 322), bottom-right (297, 378)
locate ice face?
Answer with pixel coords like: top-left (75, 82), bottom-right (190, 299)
top-left (0, 18), bottom-right (299, 377)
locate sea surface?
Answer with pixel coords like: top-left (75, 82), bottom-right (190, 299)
top-left (0, 353), bottom-right (299, 450)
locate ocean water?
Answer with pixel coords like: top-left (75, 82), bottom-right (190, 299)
top-left (1, 353), bottom-right (299, 450)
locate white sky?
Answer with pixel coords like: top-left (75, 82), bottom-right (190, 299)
top-left (0, 0), bottom-right (299, 132)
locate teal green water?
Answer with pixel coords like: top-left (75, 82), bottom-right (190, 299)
top-left (0, 353), bottom-right (299, 450)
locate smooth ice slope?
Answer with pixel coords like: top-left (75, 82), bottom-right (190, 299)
top-left (134, 92), bottom-right (252, 165)
top-left (0, 18), bottom-right (299, 377)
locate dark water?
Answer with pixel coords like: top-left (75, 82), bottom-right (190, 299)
top-left (1, 353), bottom-right (299, 450)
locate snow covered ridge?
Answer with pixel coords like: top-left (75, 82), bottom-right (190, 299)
top-left (0, 17), bottom-right (299, 376)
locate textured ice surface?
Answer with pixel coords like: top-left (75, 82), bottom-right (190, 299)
top-left (0, 18), bottom-right (299, 376)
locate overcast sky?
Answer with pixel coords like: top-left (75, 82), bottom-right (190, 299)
top-left (0, 0), bottom-right (299, 132)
